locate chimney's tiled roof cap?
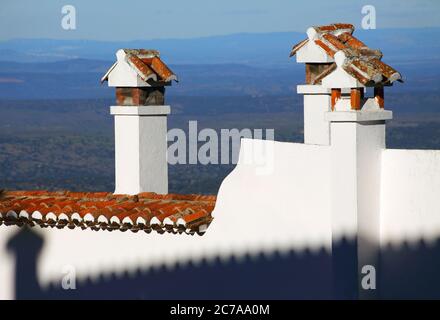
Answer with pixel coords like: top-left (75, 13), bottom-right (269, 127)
top-left (121, 49), bottom-right (160, 58)
top-left (290, 23), bottom-right (402, 86)
top-left (0, 190), bottom-right (215, 235)
top-left (101, 49), bottom-right (178, 84)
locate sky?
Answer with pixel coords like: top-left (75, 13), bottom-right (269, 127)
top-left (1, 0), bottom-right (439, 41)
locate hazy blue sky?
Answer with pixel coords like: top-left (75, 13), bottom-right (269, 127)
top-left (1, 0), bottom-right (439, 40)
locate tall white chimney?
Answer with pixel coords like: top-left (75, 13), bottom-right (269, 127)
top-left (291, 23), bottom-right (402, 298)
top-left (101, 49), bottom-right (178, 195)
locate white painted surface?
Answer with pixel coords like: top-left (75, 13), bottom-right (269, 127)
top-left (212, 139), bottom-right (332, 253)
top-left (2, 127), bottom-right (440, 298)
top-left (297, 84), bottom-right (332, 146)
top-left (355, 122), bottom-right (385, 258)
top-left (328, 110), bottom-right (388, 298)
top-left (296, 41), bottom-right (334, 63)
top-left (329, 122), bottom-right (359, 240)
top-left (113, 106), bottom-right (169, 195)
top-left (107, 58), bottom-right (153, 87)
top-left (380, 149), bottom-right (440, 246)
top-left (107, 49), bottom-right (155, 87)
top-left (0, 139), bottom-right (333, 290)
top-left (321, 67), bottom-right (364, 89)
top-left (297, 85), bottom-right (353, 95)
top-left (303, 94), bottom-right (331, 145)
top-left (325, 110), bottom-right (393, 122)
top-left (111, 105), bottom-right (170, 116)
top-left (297, 85), bottom-right (331, 95)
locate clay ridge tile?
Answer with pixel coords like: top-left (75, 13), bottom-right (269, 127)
top-left (126, 54), bottom-right (157, 82)
top-left (314, 23), bottom-right (355, 33)
top-left (314, 39), bottom-right (337, 57)
top-left (322, 33), bottom-right (347, 51)
top-left (149, 57), bottom-right (178, 82)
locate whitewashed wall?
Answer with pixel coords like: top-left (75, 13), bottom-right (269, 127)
top-left (379, 148), bottom-right (440, 298)
top-left (380, 149), bottom-right (440, 246)
top-left (5, 142), bottom-right (440, 299)
top-left (0, 139), bottom-right (334, 299)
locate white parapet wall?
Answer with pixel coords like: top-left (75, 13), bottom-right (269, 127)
top-left (0, 139), bottom-right (334, 298)
top-left (212, 138), bottom-right (333, 252)
top-left (380, 149), bottom-right (440, 246)
top-left (3, 140), bottom-right (440, 298)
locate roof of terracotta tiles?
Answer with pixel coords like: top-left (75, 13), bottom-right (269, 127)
top-left (100, 49), bottom-right (178, 84)
top-left (290, 23), bottom-right (402, 86)
top-left (0, 190), bottom-right (215, 235)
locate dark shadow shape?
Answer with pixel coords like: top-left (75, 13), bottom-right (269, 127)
top-left (44, 247), bottom-right (333, 300)
top-left (7, 226), bottom-right (44, 299)
top-left (332, 237), bottom-right (358, 300)
top-left (8, 231), bottom-right (440, 299)
top-left (379, 238), bottom-right (440, 299)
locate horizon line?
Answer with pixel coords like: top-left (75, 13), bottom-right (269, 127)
top-left (1, 25), bottom-right (439, 43)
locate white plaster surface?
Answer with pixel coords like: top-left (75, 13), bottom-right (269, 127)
top-left (107, 59), bottom-right (152, 87)
top-left (380, 149), bottom-right (440, 246)
top-left (303, 95), bottom-right (331, 145)
top-left (321, 67), bottom-right (364, 89)
top-left (325, 110), bottom-right (393, 122)
top-left (2, 129), bottom-right (440, 298)
top-left (296, 41), bottom-right (334, 63)
top-left (0, 139), bottom-right (333, 290)
top-left (107, 50), bottom-right (155, 87)
top-left (297, 85), bottom-right (331, 95)
top-left (113, 106), bottom-right (169, 195)
top-left (111, 105), bottom-right (170, 116)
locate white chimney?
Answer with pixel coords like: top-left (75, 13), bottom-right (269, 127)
top-left (101, 49), bottom-right (178, 195)
top-left (291, 23), bottom-right (402, 298)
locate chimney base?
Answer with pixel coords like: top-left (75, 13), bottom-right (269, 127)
top-left (110, 105), bottom-right (170, 195)
top-left (327, 110), bottom-right (392, 299)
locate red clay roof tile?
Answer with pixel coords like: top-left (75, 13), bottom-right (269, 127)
top-left (101, 49), bottom-right (178, 84)
top-left (314, 39), bottom-right (337, 57)
top-left (0, 190), bottom-right (216, 235)
top-left (289, 23), bottom-right (402, 85)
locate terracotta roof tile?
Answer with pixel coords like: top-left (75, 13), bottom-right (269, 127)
top-left (126, 54), bottom-right (157, 82)
top-left (0, 190), bottom-right (216, 235)
top-left (149, 57), bottom-right (178, 82)
top-left (101, 49), bottom-right (178, 84)
top-left (337, 32), bottom-right (367, 49)
top-left (313, 23), bottom-right (355, 34)
top-left (314, 39), bottom-right (337, 57)
top-left (321, 33), bottom-right (347, 51)
top-left (289, 23), bottom-right (402, 85)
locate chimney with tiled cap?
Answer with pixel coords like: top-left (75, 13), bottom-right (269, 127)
top-left (291, 24), bottom-right (402, 298)
top-left (290, 24), bottom-right (356, 145)
top-left (101, 49), bottom-right (178, 195)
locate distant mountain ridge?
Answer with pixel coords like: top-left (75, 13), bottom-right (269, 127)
top-left (0, 27), bottom-right (439, 100)
top-left (0, 27), bottom-right (439, 65)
